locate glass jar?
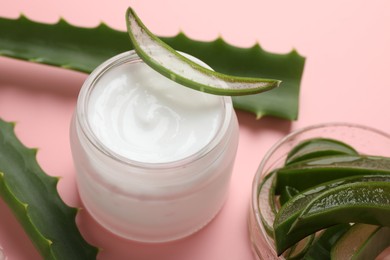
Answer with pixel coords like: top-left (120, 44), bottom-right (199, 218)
top-left (70, 51), bottom-right (239, 243)
top-left (248, 122), bottom-right (390, 259)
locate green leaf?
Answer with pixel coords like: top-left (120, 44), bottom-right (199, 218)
top-left (126, 7), bottom-right (280, 96)
top-left (302, 224), bottom-right (350, 260)
top-left (0, 15), bottom-right (304, 120)
top-left (273, 175), bottom-right (390, 254)
top-left (0, 15), bottom-right (129, 73)
top-left (331, 224), bottom-right (390, 260)
top-left (0, 118), bottom-right (98, 259)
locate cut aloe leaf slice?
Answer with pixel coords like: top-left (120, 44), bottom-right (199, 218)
top-left (331, 224), bottom-right (390, 260)
top-left (273, 175), bottom-right (390, 255)
top-left (277, 183), bottom-right (314, 259)
top-left (279, 186), bottom-right (300, 205)
top-left (285, 138), bottom-right (358, 166)
top-left (285, 234), bottom-right (315, 260)
top-left (258, 172), bottom-right (314, 259)
top-left (302, 224), bottom-right (350, 260)
top-left (284, 181), bottom-right (390, 254)
top-left (257, 171), bottom-right (277, 236)
top-left (126, 7), bottom-right (281, 96)
top-left (275, 155), bottom-right (390, 193)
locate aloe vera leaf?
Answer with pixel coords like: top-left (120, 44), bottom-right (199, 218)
top-left (292, 181), bottom-right (390, 229)
top-left (0, 15), bottom-right (129, 73)
top-left (279, 186), bottom-right (300, 206)
top-left (273, 175), bottom-right (390, 255)
top-left (302, 223), bottom-right (350, 260)
top-left (126, 8), bottom-right (280, 96)
top-left (331, 224), bottom-right (390, 260)
top-left (279, 181), bottom-right (390, 255)
top-left (275, 155), bottom-right (390, 193)
top-left (257, 171), bottom-right (277, 236)
top-left (285, 234), bottom-right (315, 260)
top-left (0, 15), bottom-right (304, 120)
top-left (285, 138), bottom-right (358, 166)
top-left (0, 119), bottom-right (98, 259)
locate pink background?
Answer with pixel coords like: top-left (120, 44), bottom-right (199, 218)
top-left (1, 0), bottom-right (390, 259)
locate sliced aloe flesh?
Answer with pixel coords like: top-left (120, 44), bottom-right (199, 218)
top-left (126, 7), bottom-right (281, 96)
top-left (275, 155), bottom-right (390, 193)
top-left (279, 186), bottom-right (300, 205)
top-left (258, 172), bottom-right (315, 259)
top-left (302, 224), bottom-right (350, 260)
top-left (273, 175), bottom-right (390, 255)
top-left (279, 186), bottom-right (314, 259)
top-left (274, 177), bottom-right (354, 254)
top-left (285, 181), bottom-right (390, 253)
top-left (257, 171), bottom-right (277, 236)
top-left (285, 234), bottom-right (315, 260)
top-left (331, 224), bottom-right (390, 260)
top-left (285, 138), bottom-right (358, 166)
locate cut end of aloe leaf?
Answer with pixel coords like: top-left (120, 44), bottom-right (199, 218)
top-left (126, 7), bottom-right (281, 96)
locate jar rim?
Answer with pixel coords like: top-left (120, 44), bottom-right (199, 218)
top-left (76, 50), bottom-right (234, 170)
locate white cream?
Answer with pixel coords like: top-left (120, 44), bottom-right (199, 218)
top-left (70, 51), bottom-right (239, 242)
top-left (87, 60), bottom-right (223, 163)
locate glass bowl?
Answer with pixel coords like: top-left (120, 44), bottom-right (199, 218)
top-left (248, 122), bottom-right (390, 259)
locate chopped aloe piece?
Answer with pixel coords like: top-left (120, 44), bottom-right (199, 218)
top-left (257, 171), bottom-right (277, 236)
top-left (285, 138), bottom-right (358, 165)
top-left (273, 175), bottom-right (390, 255)
top-left (302, 224), bottom-right (350, 260)
top-left (275, 155), bottom-right (390, 193)
top-left (279, 186), bottom-right (314, 260)
top-left (331, 224), bottom-right (390, 260)
top-left (258, 173), bottom-right (315, 259)
top-left (126, 7), bottom-right (281, 96)
top-left (279, 188), bottom-right (311, 259)
top-left (285, 234), bottom-right (315, 260)
top-left (279, 186), bottom-right (300, 205)
top-left (285, 181), bottom-right (390, 254)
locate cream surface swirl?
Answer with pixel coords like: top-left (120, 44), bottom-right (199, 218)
top-left (87, 59), bottom-right (224, 163)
